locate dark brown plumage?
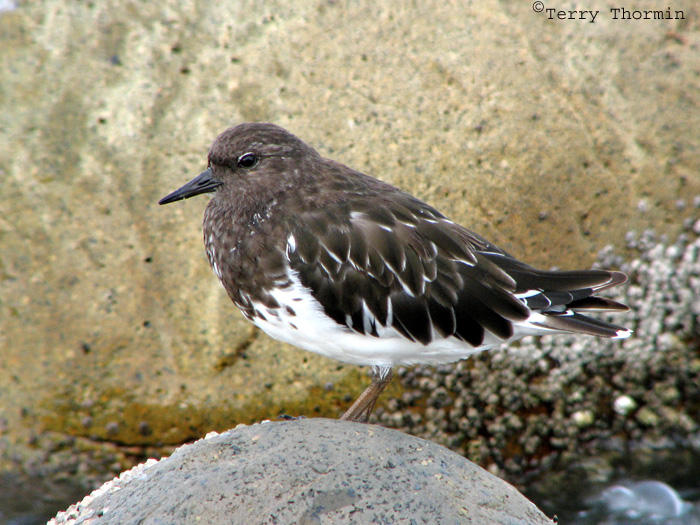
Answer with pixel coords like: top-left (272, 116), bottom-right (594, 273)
top-left (160, 123), bottom-right (631, 422)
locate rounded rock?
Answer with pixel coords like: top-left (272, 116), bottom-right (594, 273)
top-left (51, 419), bottom-right (553, 524)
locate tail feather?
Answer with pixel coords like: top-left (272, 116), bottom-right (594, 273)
top-left (482, 254), bottom-right (627, 293)
top-left (529, 311), bottom-right (632, 339)
top-left (477, 251), bottom-right (631, 341)
top-left (590, 271), bottom-right (628, 292)
top-left (567, 296), bottom-right (629, 312)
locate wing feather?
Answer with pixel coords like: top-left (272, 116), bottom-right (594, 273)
top-left (284, 188), bottom-right (628, 346)
top-left (286, 195), bottom-right (533, 347)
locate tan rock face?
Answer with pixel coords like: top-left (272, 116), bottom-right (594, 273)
top-left (0, 0), bottom-right (697, 503)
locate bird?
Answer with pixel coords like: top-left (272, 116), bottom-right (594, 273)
top-left (159, 123), bottom-right (631, 423)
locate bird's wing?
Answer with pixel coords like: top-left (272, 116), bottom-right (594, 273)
top-left (285, 192), bottom-right (535, 347)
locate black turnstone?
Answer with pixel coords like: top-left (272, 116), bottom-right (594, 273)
top-left (159, 123), bottom-right (631, 423)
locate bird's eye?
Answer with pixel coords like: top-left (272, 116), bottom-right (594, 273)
top-left (237, 153), bottom-right (259, 169)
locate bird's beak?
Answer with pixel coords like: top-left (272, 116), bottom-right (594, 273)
top-left (159, 168), bottom-right (223, 205)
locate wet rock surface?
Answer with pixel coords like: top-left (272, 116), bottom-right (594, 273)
top-left (51, 419), bottom-right (553, 525)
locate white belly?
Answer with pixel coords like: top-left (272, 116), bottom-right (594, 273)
top-left (246, 271), bottom-right (543, 367)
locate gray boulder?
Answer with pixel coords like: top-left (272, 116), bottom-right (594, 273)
top-left (51, 419), bottom-right (553, 524)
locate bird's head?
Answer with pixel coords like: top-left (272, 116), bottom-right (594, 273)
top-left (159, 122), bottom-right (320, 206)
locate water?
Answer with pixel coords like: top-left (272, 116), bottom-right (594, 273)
top-left (572, 480), bottom-right (700, 525)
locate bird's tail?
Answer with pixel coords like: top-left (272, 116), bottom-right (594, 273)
top-left (481, 254), bottom-right (632, 339)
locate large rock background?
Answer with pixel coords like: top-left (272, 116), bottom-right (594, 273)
top-left (0, 0), bottom-right (698, 521)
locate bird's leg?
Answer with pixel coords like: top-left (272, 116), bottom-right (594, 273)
top-left (340, 366), bottom-right (393, 423)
